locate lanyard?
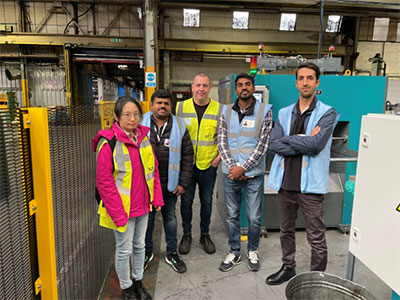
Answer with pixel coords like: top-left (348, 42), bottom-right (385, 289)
top-left (152, 122), bottom-right (167, 142)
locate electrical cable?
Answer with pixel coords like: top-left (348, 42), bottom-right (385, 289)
top-left (63, 4), bottom-right (93, 34)
top-left (318, 0), bottom-right (324, 59)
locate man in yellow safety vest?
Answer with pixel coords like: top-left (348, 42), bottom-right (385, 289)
top-left (176, 72), bottom-right (222, 255)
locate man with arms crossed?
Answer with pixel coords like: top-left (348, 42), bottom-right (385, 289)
top-left (266, 62), bottom-right (339, 285)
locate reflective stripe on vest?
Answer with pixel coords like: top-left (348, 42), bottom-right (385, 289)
top-left (97, 135), bottom-right (155, 232)
top-left (176, 98), bottom-right (222, 170)
top-left (267, 100), bottom-right (339, 194)
top-left (141, 112), bottom-right (186, 192)
top-left (221, 101), bottom-right (272, 177)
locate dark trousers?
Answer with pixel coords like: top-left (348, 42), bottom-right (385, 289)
top-left (180, 165), bottom-right (217, 234)
top-left (145, 194), bottom-right (178, 256)
top-left (278, 189), bottom-right (327, 271)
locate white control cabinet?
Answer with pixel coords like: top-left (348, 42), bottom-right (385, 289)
top-left (349, 114), bottom-right (400, 295)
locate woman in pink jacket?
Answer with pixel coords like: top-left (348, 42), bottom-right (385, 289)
top-left (93, 96), bottom-right (163, 300)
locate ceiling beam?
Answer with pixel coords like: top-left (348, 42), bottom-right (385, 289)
top-left (160, 39), bottom-right (348, 55)
top-left (0, 33), bottom-right (143, 48)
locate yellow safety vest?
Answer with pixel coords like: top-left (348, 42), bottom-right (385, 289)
top-left (176, 98), bottom-right (222, 170)
top-left (96, 136), bottom-right (155, 232)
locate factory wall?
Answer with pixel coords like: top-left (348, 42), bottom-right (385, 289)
top-left (356, 42), bottom-right (400, 77)
top-left (0, 1), bottom-right (142, 37)
top-left (163, 8), bottom-right (337, 44)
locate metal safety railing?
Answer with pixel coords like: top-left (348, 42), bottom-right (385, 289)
top-left (1, 104), bottom-right (115, 299)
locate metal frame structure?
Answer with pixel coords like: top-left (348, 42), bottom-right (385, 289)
top-left (27, 108), bottom-right (58, 299)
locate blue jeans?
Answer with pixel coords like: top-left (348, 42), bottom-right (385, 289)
top-left (223, 174), bottom-right (263, 253)
top-left (181, 165), bottom-right (217, 234)
top-left (113, 214), bottom-right (148, 289)
top-left (145, 194), bottom-right (178, 256)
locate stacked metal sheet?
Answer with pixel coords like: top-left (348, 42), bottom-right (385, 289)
top-left (0, 109), bottom-right (36, 299)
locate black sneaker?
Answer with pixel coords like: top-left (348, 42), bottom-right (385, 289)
top-left (178, 234), bottom-right (192, 255)
top-left (200, 233), bottom-right (216, 254)
top-left (122, 284), bottom-right (139, 300)
top-left (220, 252), bottom-right (242, 272)
top-left (165, 252), bottom-right (187, 273)
top-left (247, 250), bottom-right (260, 271)
top-left (144, 252), bottom-right (153, 270)
top-left (132, 280), bottom-right (152, 300)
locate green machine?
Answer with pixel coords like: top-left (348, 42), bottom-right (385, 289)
top-left (217, 74), bottom-right (387, 234)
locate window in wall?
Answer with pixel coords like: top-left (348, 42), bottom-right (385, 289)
top-left (397, 23), bottom-right (400, 42)
top-left (232, 11), bottom-right (249, 29)
top-left (183, 9), bottom-right (200, 27)
top-left (279, 13), bottom-right (296, 31)
top-left (372, 18), bottom-right (389, 41)
top-left (326, 15), bottom-right (342, 33)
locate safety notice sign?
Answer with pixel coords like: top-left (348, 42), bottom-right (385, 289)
top-left (145, 72), bottom-right (156, 87)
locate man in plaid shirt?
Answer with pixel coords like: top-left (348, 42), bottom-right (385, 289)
top-left (218, 73), bottom-right (272, 272)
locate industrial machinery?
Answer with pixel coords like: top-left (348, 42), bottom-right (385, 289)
top-left (348, 113), bottom-right (400, 297)
top-left (255, 55), bottom-right (341, 74)
top-left (0, 92), bottom-right (18, 123)
top-left (249, 45), bottom-right (341, 75)
top-left (217, 74), bottom-right (387, 234)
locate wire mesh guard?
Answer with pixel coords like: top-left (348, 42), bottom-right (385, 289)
top-left (0, 109), bottom-right (37, 299)
top-left (48, 106), bottom-right (114, 299)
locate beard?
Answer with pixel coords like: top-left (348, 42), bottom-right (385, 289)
top-left (155, 109), bottom-right (169, 119)
top-left (239, 91), bottom-right (253, 101)
top-left (300, 90), bottom-right (315, 99)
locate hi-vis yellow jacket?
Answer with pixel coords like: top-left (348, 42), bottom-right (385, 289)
top-left (93, 124), bottom-right (163, 233)
top-left (176, 98), bottom-right (222, 170)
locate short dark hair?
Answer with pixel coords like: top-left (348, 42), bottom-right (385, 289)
top-left (295, 62), bottom-right (321, 80)
top-left (151, 89), bottom-right (172, 103)
top-left (235, 73), bottom-right (255, 86)
top-left (114, 96), bottom-right (142, 119)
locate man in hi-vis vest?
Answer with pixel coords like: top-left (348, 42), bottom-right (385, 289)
top-left (266, 62), bottom-right (339, 285)
top-left (218, 73), bottom-right (272, 272)
top-left (176, 72), bottom-right (222, 255)
top-left (141, 90), bottom-right (193, 274)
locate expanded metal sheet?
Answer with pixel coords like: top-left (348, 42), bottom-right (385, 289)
top-left (0, 109), bottom-right (36, 299)
top-left (28, 64), bottom-right (67, 107)
top-left (48, 106), bottom-right (114, 299)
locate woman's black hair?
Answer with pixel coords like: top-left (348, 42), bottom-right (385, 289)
top-left (114, 96), bottom-right (142, 120)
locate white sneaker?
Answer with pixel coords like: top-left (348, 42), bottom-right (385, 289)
top-left (247, 250), bottom-right (260, 271)
top-left (219, 252), bottom-right (242, 272)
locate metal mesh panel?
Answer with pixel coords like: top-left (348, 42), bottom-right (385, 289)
top-left (48, 106), bottom-right (114, 299)
top-left (0, 109), bottom-right (36, 299)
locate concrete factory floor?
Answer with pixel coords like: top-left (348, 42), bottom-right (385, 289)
top-left (99, 191), bottom-right (392, 300)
